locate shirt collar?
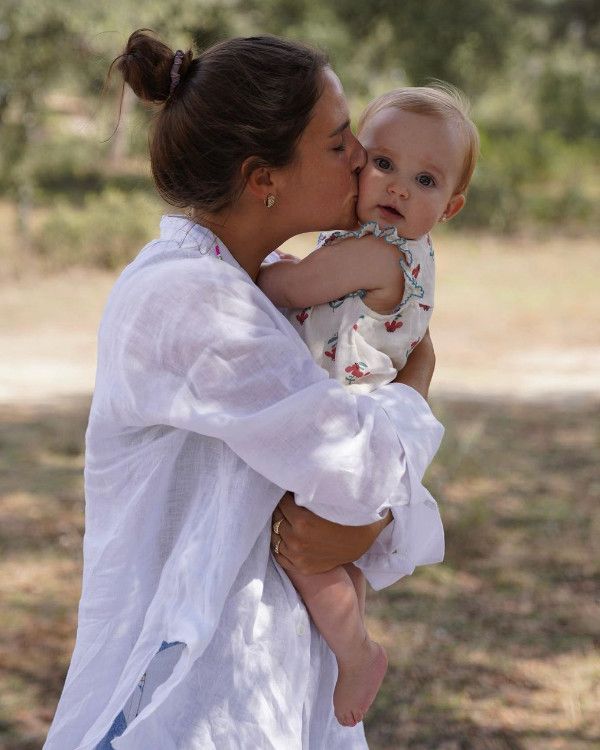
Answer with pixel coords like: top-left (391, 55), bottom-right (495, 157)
top-left (159, 214), bottom-right (242, 272)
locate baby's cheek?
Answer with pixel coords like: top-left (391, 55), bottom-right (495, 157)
top-left (357, 165), bottom-right (373, 189)
top-left (357, 169), bottom-right (377, 207)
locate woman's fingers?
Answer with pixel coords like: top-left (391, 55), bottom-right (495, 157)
top-left (271, 496), bottom-right (293, 561)
top-left (270, 529), bottom-right (284, 554)
top-left (274, 249), bottom-right (299, 262)
top-left (276, 491), bottom-right (298, 522)
top-left (274, 551), bottom-right (296, 573)
top-left (270, 518), bottom-right (290, 548)
top-left (270, 522), bottom-right (298, 571)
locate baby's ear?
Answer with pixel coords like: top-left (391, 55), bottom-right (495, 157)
top-left (441, 193), bottom-right (466, 223)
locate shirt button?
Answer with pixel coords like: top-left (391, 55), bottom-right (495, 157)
top-left (296, 620), bottom-right (307, 636)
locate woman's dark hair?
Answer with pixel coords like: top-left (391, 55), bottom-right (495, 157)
top-left (111, 30), bottom-right (329, 213)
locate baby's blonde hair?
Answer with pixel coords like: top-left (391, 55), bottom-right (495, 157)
top-left (357, 84), bottom-right (480, 195)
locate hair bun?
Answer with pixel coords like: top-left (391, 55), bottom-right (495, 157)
top-left (117, 29), bottom-right (193, 103)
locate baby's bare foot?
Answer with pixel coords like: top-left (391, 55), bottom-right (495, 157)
top-left (334, 639), bottom-right (388, 727)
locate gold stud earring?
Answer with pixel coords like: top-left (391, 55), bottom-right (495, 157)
top-left (265, 194), bottom-right (276, 208)
top-left (441, 214), bottom-right (448, 222)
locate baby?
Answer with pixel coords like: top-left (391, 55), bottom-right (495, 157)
top-left (258, 86), bottom-right (479, 727)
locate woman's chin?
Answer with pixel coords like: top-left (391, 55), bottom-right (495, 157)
top-left (335, 211), bottom-right (361, 231)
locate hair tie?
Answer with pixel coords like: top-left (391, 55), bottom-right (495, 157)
top-left (169, 50), bottom-right (185, 95)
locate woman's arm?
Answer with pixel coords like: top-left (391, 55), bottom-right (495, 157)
top-left (393, 328), bottom-right (435, 400)
top-left (257, 234), bottom-right (405, 308)
top-left (272, 331), bottom-right (437, 575)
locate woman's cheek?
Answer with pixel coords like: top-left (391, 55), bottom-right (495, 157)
top-left (359, 163), bottom-right (378, 189)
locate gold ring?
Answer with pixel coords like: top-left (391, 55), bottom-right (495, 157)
top-left (273, 538), bottom-right (281, 555)
top-left (272, 518), bottom-right (282, 535)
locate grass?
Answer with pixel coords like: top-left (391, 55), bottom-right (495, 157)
top-left (366, 397), bottom-right (600, 749)
top-left (1, 396), bottom-right (598, 749)
top-left (0, 402), bottom-right (88, 750)
top-left (1, 224), bottom-right (598, 747)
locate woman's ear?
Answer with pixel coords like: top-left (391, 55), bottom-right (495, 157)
top-left (441, 193), bottom-right (466, 223)
top-left (241, 157), bottom-right (276, 203)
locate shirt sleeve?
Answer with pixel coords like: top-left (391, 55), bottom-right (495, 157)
top-left (352, 386), bottom-right (445, 590)
top-left (353, 484), bottom-right (444, 590)
top-left (106, 261), bottom-right (444, 528)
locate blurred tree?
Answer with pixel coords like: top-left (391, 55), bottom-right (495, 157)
top-left (513, 0), bottom-right (600, 138)
top-left (0, 0), bottom-right (83, 234)
top-left (515, 0), bottom-right (600, 49)
top-left (0, 0), bottom-right (598, 236)
top-left (324, 0), bottom-right (514, 95)
top-left (232, 0), bottom-right (515, 97)
top-left (0, 0), bottom-right (233, 233)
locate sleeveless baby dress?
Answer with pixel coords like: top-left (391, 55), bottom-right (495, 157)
top-left (289, 222), bottom-right (435, 394)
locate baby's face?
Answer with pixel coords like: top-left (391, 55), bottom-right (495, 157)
top-left (357, 108), bottom-right (466, 239)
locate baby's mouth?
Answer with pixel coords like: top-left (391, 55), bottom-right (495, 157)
top-left (378, 204), bottom-right (403, 218)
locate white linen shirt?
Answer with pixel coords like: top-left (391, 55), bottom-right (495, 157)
top-left (44, 216), bottom-right (444, 750)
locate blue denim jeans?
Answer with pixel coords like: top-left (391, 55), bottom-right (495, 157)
top-left (95, 640), bottom-right (184, 750)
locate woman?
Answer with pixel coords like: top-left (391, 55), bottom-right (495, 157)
top-left (44, 31), bottom-right (444, 750)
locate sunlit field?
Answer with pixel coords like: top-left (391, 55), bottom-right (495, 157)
top-left (1, 226), bottom-right (599, 748)
top-left (1, 397), bottom-right (598, 749)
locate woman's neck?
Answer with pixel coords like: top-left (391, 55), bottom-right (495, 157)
top-left (194, 206), bottom-right (292, 281)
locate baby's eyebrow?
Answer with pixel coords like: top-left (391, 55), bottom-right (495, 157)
top-left (328, 119), bottom-right (350, 137)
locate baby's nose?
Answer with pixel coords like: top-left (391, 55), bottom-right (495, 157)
top-left (389, 181), bottom-right (409, 199)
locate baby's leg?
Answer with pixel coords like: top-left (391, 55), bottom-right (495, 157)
top-left (287, 565), bottom-right (387, 727)
top-left (344, 562), bottom-right (366, 617)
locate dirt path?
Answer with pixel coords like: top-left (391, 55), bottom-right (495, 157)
top-left (1, 233), bottom-right (599, 405)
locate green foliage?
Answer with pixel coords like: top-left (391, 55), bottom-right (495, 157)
top-left (25, 134), bottom-right (154, 201)
top-left (0, 0), bottom-right (598, 253)
top-left (537, 58), bottom-right (599, 139)
top-left (33, 189), bottom-right (163, 270)
top-left (333, 0), bottom-right (513, 95)
top-left (455, 129), bottom-right (599, 232)
top-left (27, 137), bottom-right (107, 199)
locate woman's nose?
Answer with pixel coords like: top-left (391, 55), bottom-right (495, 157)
top-left (349, 133), bottom-right (366, 172)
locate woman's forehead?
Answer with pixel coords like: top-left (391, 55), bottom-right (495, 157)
top-left (308, 68), bottom-right (349, 138)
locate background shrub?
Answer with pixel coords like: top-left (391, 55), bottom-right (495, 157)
top-left (33, 190), bottom-right (164, 270)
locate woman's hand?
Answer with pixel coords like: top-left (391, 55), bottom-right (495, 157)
top-left (273, 249), bottom-right (300, 262)
top-left (394, 328), bottom-right (436, 400)
top-left (271, 492), bottom-right (392, 575)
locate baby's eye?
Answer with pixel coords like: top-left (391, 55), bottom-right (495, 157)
top-left (333, 142), bottom-right (346, 152)
top-left (417, 173), bottom-right (435, 187)
top-left (374, 157), bottom-right (392, 171)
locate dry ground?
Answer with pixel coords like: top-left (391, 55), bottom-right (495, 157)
top-left (1, 229), bottom-right (599, 404)
top-left (0, 228), bottom-right (599, 749)
top-left (1, 397), bottom-right (598, 750)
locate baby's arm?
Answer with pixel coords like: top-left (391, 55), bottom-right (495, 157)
top-left (257, 235), bottom-right (406, 313)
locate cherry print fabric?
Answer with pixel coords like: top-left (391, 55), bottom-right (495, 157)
top-left (289, 222), bottom-right (435, 393)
